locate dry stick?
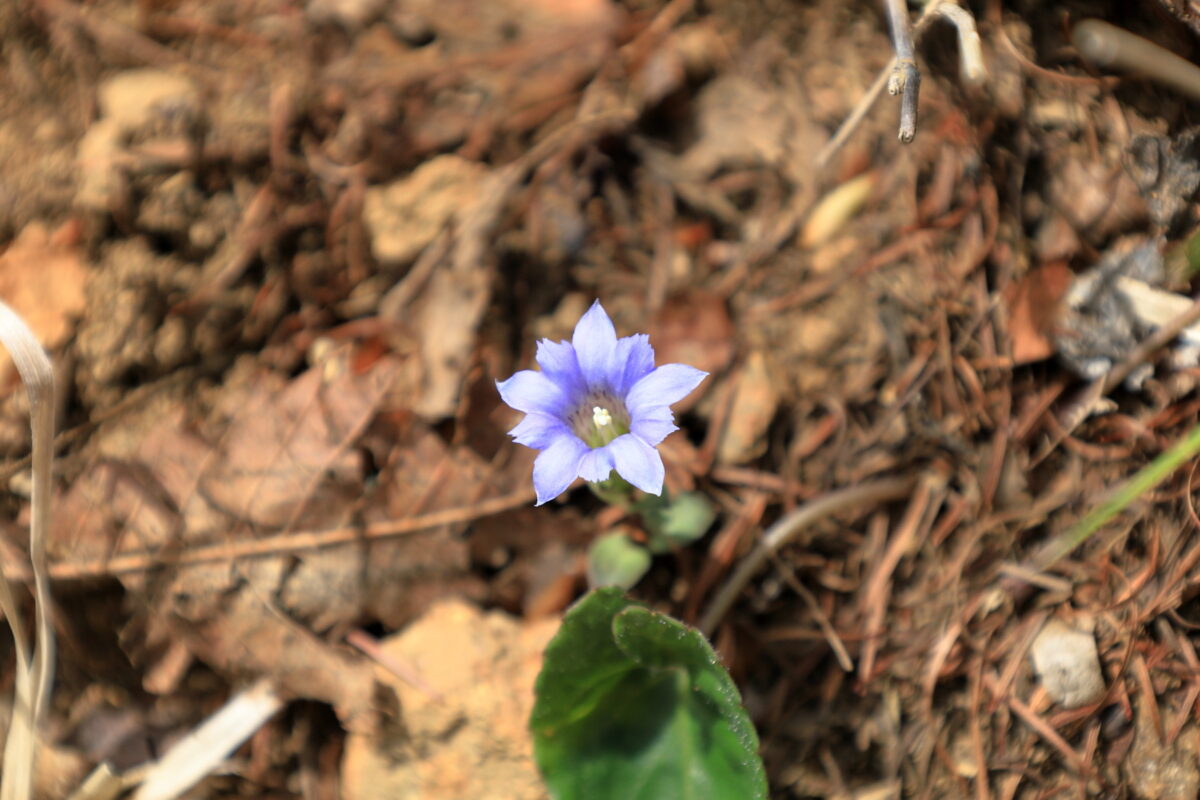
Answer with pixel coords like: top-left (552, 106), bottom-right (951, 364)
top-left (1073, 19), bottom-right (1200, 103)
top-left (346, 630), bottom-right (444, 702)
top-left (937, 4), bottom-right (986, 86)
top-left (22, 343), bottom-right (54, 731)
top-left (132, 679), bottom-right (283, 800)
top-left (698, 476), bottom-right (915, 637)
top-left (983, 672), bottom-right (1091, 777)
top-left (817, 0), bottom-right (982, 169)
top-left (768, 552), bottom-right (854, 671)
top-left (882, 0), bottom-right (920, 142)
top-left (39, 488), bottom-right (536, 581)
top-left (858, 473), bottom-right (942, 684)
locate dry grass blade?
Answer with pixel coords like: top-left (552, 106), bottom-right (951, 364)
top-left (131, 679), bottom-right (283, 800)
top-left (0, 298), bottom-right (56, 800)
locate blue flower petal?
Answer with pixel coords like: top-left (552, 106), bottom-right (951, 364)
top-left (572, 300), bottom-right (618, 390)
top-left (630, 405), bottom-right (678, 446)
top-left (612, 334), bottom-right (655, 395)
top-left (532, 434), bottom-right (588, 505)
top-left (496, 370), bottom-right (569, 416)
top-left (577, 446), bottom-right (616, 483)
top-left (509, 412), bottom-right (570, 449)
top-left (535, 339), bottom-right (587, 402)
top-left (609, 434), bottom-right (665, 495)
top-left (626, 364), bottom-right (708, 417)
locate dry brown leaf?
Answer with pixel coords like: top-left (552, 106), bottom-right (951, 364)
top-left (649, 290), bottom-right (734, 406)
top-left (0, 221), bottom-right (87, 381)
top-left (47, 345), bottom-right (523, 724)
top-left (1004, 261), bottom-right (1072, 366)
top-left (201, 352), bottom-right (397, 530)
top-left (716, 350), bottom-right (779, 465)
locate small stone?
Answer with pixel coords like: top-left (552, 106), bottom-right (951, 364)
top-left (1030, 618), bottom-right (1105, 708)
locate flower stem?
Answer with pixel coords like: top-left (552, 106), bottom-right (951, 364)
top-left (589, 476), bottom-right (638, 509)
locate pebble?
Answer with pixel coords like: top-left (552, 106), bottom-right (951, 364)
top-left (1030, 618), bottom-right (1105, 708)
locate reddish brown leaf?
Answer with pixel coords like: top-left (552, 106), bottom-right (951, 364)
top-left (1004, 261), bottom-right (1073, 365)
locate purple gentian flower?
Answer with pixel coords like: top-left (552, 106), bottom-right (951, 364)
top-left (497, 300), bottom-right (708, 505)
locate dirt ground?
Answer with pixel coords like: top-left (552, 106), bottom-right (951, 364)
top-left (6, 0), bottom-right (1200, 797)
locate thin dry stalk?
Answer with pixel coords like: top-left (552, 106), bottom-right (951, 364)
top-left (769, 552), bottom-right (854, 672)
top-left (1131, 653), bottom-right (1163, 745)
top-left (858, 475), bottom-right (942, 683)
top-left (132, 679), bottom-right (283, 800)
top-left (698, 476), bottom-right (915, 637)
top-left (1155, 618), bottom-right (1200, 746)
top-left (818, 0), bottom-right (982, 167)
top-left (984, 672), bottom-right (1091, 777)
top-left (0, 298), bottom-right (57, 800)
top-left (967, 656), bottom-right (990, 800)
top-left (882, 0), bottom-right (920, 142)
top-left (9, 487), bottom-right (536, 582)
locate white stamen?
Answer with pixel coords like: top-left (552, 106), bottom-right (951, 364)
top-left (592, 406), bottom-right (612, 427)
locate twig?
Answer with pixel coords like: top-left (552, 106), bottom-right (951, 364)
top-left (858, 472), bottom-right (944, 683)
top-left (131, 679), bottom-right (283, 800)
top-left (883, 0), bottom-right (920, 142)
top-left (817, 0), bottom-right (981, 168)
top-left (36, 488), bottom-right (537, 581)
top-left (1074, 18), bottom-right (1200, 103)
top-left (934, 3), bottom-right (985, 85)
top-left (698, 476), bottom-right (915, 636)
top-left (347, 630), bottom-right (444, 702)
top-left (768, 552), bottom-right (854, 671)
top-left (983, 671), bottom-right (1091, 777)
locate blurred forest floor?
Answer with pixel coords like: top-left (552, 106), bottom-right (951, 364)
top-left (4, 0), bottom-right (1200, 797)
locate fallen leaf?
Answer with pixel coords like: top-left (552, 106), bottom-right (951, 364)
top-left (47, 345), bottom-right (523, 723)
top-left (649, 290), bottom-right (734, 405)
top-left (716, 350), bottom-right (779, 465)
top-left (800, 171), bottom-right (878, 248)
top-left (201, 351), bottom-right (398, 530)
top-left (0, 221), bottom-right (88, 380)
top-left (1004, 261), bottom-right (1072, 365)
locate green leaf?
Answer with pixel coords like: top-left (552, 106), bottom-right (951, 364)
top-left (587, 532), bottom-right (652, 589)
top-left (531, 588), bottom-right (766, 800)
top-left (641, 491), bottom-right (716, 553)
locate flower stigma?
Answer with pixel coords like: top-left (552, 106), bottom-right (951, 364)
top-left (570, 394), bottom-right (628, 449)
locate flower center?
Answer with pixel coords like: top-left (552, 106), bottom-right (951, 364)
top-left (570, 394), bottom-right (629, 448)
